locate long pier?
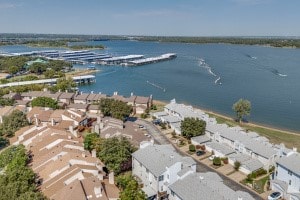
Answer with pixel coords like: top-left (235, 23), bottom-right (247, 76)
top-left (0, 75), bottom-right (96, 88)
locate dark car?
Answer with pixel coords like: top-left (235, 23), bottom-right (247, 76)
top-left (196, 150), bottom-right (205, 156)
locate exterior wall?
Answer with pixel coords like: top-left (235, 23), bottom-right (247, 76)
top-left (159, 162), bottom-right (182, 192)
top-left (132, 158), bottom-right (158, 195)
top-left (59, 98), bottom-right (71, 104)
top-left (276, 164), bottom-right (300, 193)
top-left (74, 99), bottom-right (87, 104)
top-left (89, 109), bottom-right (99, 114)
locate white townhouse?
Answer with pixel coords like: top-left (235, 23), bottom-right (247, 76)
top-left (271, 152), bottom-right (300, 200)
top-left (132, 143), bottom-right (196, 199)
top-left (205, 123), bottom-right (279, 168)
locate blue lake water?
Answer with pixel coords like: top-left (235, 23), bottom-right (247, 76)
top-left (1, 41), bottom-right (300, 132)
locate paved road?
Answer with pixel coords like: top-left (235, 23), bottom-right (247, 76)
top-left (136, 119), bottom-right (263, 200)
top-left (135, 119), bottom-right (169, 145)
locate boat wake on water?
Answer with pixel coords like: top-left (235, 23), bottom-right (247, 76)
top-left (146, 80), bottom-right (166, 92)
top-left (244, 53), bottom-right (287, 77)
top-left (245, 54), bottom-right (257, 59)
top-left (270, 69), bottom-right (288, 77)
top-left (198, 58), bottom-right (222, 85)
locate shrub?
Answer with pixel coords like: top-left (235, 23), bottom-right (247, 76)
top-left (234, 161), bottom-right (241, 171)
top-left (196, 145), bottom-right (201, 150)
top-left (256, 168), bottom-right (267, 176)
top-left (269, 166), bottom-right (275, 173)
top-left (213, 157), bottom-right (222, 166)
top-left (189, 144), bottom-right (196, 152)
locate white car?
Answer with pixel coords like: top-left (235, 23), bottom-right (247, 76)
top-left (267, 191), bottom-right (282, 200)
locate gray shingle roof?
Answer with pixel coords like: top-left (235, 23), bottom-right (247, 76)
top-left (132, 144), bottom-right (195, 177)
top-left (169, 172), bottom-right (255, 200)
top-left (277, 153), bottom-right (300, 175)
top-left (206, 142), bottom-right (236, 156)
top-left (191, 135), bottom-right (211, 144)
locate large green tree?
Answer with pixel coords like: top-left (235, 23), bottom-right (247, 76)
top-left (96, 137), bottom-right (136, 174)
top-left (181, 117), bottom-right (206, 139)
top-left (117, 173), bottom-right (147, 200)
top-left (31, 96), bottom-right (58, 109)
top-left (50, 77), bottom-right (76, 92)
top-left (232, 98), bottom-right (251, 123)
top-left (99, 98), bottom-right (132, 121)
top-left (0, 110), bottom-right (29, 138)
top-left (0, 145), bottom-right (47, 200)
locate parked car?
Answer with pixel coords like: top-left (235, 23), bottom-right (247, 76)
top-left (267, 191), bottom-right (282, 200)
top-left (152, 119), bottom-right (161, 125)
top-left (196, 150), bottom-right (205, 156)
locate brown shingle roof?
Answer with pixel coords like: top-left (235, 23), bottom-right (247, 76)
top-left (59, 92), bottom-right (75, 99)
top-left (68, 103), bottom-right (89, 110)
top-left (74, 93), bottom-right (90, 100)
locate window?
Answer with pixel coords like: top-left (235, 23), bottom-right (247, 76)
top-left (275, 171), bottom-right (278, 176)
top-left (161, 186), bottom-right (163, 192)
top-left (171, 191), bottom-right (175, 196)
top-left (289, 180), bottom-right (292, 185)
top-left (159, 175), bottom-right (164, 182)
top-left (288, 170), bottom-right (292, 175)
top-left (146, 169), bottom-right (149, 173)
top-left (167, 174), bottom-right (169, 179)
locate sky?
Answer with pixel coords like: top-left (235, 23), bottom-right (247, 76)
top-left (0, 0), bottom-right (299, 36)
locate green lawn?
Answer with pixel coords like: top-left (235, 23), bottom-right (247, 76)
top-left (207, 113), bottom-right (300, 150)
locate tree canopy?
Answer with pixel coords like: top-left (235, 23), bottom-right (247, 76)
top-left (0, 98), bottom-right (15, 106)
top-left (181, 117), bottom-right (206, 139)
top-left (95, 137), bottom-right (136, 175)
top-left (232, 98), bottom-right (251, 123)
top-left (83, 133), bottom-right (99, 152)
top-left (116, 173), bottom-right (147, 200)
top-left (99, 98), bottom-right (132, 121)
top-left (0, 110), bottom-right (29, 138)
top-left (0, 145), bottom-right (47, 200)
top-left (31, 96), bottom-right (58, 109)
top-left (49, 77), bottom-right (76, 92)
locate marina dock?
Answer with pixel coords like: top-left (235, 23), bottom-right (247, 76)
top-left (126, 53), bottom-right (177, 66)
top-left (0, 75), bottom-right (96, 88)
top-left (0, 50), bottom-right (176, 66)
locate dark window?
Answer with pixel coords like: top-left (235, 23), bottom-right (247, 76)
top-left (159, 175), bottom-right (164, 181)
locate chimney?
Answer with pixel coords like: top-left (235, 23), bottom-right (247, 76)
top-left (73, 130), bottom-right (78, 137)
top-left (113, 91), bottom-right (118, 96)
top-left (34, 115), bottom-right (39, 126)
top-left (94, 186), bottom-right (102, 198)
top-left (51, 118), bottom-right (55, 126)
top-left (131, 92), bottom-right (133, 96)
top-left (97, 116), bottom-right (101, 124)
top-left (69, 126), bottom-right (74, 133)
top-left (170, 155), bottom-right (174, 159)
top-left (100, 122), bottom-right (104, 130)
top-left (91, 91), bottom-right (94, 94)
top-left (92, 149), bottom-right (97, 158)
top-left (293, 147), bottom-right (297, 152)
top-left (108, 172), bottom-right (114, 184)
top-left (97, 173), bottom-right (103, 181)
top-left (82, 152), bottom-right (86, 158)
top-left (199, 176), bottom-right (204, 180)
top-left (237, 197), bottom-right (243, 200)
top-left (80, 91), bottom-right (83, 95)
top-left (43, 88), bottom-right (48, 92)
